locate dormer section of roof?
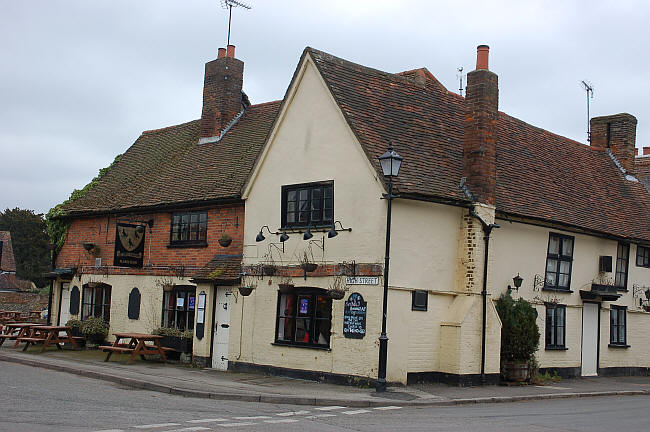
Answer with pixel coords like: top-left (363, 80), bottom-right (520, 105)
top-left (199, 45), bottom-right (246, 144)
top-left (590, 113), bottom-right (637, 174)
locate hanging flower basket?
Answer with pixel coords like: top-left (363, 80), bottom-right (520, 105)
top-left (218, 234), bottom-right (233, 247)
top-left (263, 265), bottom-right (277, 276)
top-left (301, 263), bottom-right (318, 273)
top-left (238, 286), bottom-right (254, 296)
top-left (328, 289), bottom-right (346, 300)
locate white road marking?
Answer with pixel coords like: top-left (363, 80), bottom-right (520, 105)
top-left (305, 414), bottom-right (337, 419)
top-left (373, 406), bottom-right (403, 410)
top-left (220, 422), bottom-right (257, 427)
top-left (315, 406), bottom-right (346, 411)
top-left (342, 409), bottom-right (371, 415)
top-left (161, 428), bottom-right (210, 432)
top-left (186, 418), bottom-right (228, 423)
top-left (233, 416), bottom-right (272, 420)
top-left (134, 424), bottom-right (182, 429)
top-left (264, 419), bottom-right (300, 424)
top-left (276, 410), bottom-right (310, 416)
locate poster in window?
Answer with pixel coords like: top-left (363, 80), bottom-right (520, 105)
top-left (176, 297), bottom-right (185, 308)
top-left (343, 292), bottom-right (367, 339)
top-left (114, 223), bottom-right (145, 268)
top-left (299, 297), bottom-right (309, 315)
top-left (189, 296), bottom-right (195, 310)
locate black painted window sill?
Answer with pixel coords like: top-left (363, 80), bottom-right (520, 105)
top-left (167, 242), bottom-right (208, 249)
top-left (271, 342), bottom-right (331, 351)
top-left (545, 346), bottom-right (569, 351)
top-left (543, 287), bottom-right (573, 293)
top-left (617, 288), bottom-right (628, 292)
top-left (608, 343), bottom-right (630, 349)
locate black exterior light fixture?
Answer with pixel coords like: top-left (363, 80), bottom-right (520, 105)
top-left (82, 242), bottom-right (95, 252)
top-left (508, 273), bottom-right (523, 292)
top-left (327, 221), bottom-right (352, 238)
top-left (376, 140), bottom-right (402, 393)
top-left (255, 225), bottom-right (275, 242)
top-left (303, 226), bottom-right (314, 240)
top-left (279, 231), bottom-right (289, 242)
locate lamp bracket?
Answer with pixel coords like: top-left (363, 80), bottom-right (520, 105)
top-left (381, 193), bottom-right (401, 200)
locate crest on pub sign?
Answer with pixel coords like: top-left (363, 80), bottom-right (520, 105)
top-left (114, 223), bottom-right (145, 268)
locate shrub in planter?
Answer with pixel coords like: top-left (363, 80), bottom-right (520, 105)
top-left (153, 327), bottom-right (193, 353)
top-left (65, 319), bottom-right (83, 337)
top-left (496, 292), bottom-right (540, 382)
top-left (81, 316), bottom-right (109, 344)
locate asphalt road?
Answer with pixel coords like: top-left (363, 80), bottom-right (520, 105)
top-left (1, 362), bottom-right (649, 432)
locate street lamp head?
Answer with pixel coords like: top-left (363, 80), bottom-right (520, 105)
top-left (378, 141), bottom-right (403, 178)
top-left (279, 231), bottom-right (289, 242)
top-left (255, 230), bottom-right (265, 242)
top-left (513, 273), bottom-right (523, 289)
top-left (303, 226), bottom-right (313, 241)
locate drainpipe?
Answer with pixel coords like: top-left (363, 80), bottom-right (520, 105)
top-left (469, 208), bottom-right (499, 385)
top-left (46, 248), bottom-right (55, 325)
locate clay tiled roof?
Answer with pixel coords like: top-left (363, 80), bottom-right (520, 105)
top-left (0, 273), bottom-right (33, 292)
top-left (191, 254), bottom-right (242, 284)
top-left (60, 101), bottom-right (281, 216)
top-left (307, 48), bottom-right (650, 242)
top-left (0, 231), bottom-right (16, 273)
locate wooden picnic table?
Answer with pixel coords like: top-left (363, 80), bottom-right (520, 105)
top-left (17, 325), bottom-right (80, 353)
top-left (102, 333), bottom-right (168, 364)
top-left (0, 311), bottom-right (21, 322)
top-left (0, 323), bottom-right (36, 348)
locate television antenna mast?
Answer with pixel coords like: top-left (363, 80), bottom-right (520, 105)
top-left (456, 67), bottom-right (464, 96)
top-left (581, 80), bottom-right (594, 142)
top-left (220, 0), bottom-right (251, 46)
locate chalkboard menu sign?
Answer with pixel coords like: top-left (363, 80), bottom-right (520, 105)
top-left (343, 292), bottom-right (367, 339)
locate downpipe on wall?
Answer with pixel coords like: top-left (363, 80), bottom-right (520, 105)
top-left (469, 208), bottom-right (499, 385)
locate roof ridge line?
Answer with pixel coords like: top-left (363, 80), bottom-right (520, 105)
top-left (142, 119), bottom-right (200, 135)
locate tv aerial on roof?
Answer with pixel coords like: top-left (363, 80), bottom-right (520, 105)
top-left (581, 80), bottom-right (594, 143)
top-left (220, 0), bottom-right (252, 46)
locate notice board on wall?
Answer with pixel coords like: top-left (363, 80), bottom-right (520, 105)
top-left (343, 292), bottom-right (367, 339)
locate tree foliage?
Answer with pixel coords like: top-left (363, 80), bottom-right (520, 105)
top-left (496, 292), bottom-right (540, 362)
top-left (45, 154), bottom-right (122, 254)
top-left (0, 208), bottom-right (51, 288)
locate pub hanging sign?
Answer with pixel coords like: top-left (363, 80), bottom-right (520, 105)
top-left (114, 223), bottom-right (145, 268)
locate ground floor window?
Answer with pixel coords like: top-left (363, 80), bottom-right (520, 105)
top-left (82, 283), bottom-right (111, 322)
top-left (610, 306), bottom-right (627, 346)
top-left (545, 304), bottom-right (565, 349)
top-left (275, 289), bottom-right (332, 348)
top-left (162, 285), bottom-right (196, 331)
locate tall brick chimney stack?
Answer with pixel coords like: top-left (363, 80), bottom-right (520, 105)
top-left (200, 44), bottom-right (244, 139)
top-left (463, 45), bottom-right (499, 204)
top-left (590, 113), bottom-right (637, 173)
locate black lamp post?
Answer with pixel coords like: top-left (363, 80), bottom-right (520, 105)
top-left (376, 141), bottom-right (403, 393)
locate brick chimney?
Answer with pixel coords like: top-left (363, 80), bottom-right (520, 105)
top-left (590, 113), bottom-right (637, 173)
top-left (463, 45), bottom-right (499, 204)
top-left (200, 44), bottom-right (244, 140)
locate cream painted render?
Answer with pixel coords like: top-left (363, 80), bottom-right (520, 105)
top-left (52, 274), bottom-right (197, 341)
top-left (237, 54), bottom-right (503, 383)
top-left (491, 219), bottom-right (650, 370)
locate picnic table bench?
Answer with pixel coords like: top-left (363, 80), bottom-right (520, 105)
top-left (102, 333), bottom-right (167, 364)
top-left (17, 325), bottom-right (80, 352)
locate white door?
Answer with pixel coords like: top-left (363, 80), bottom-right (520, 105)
top-left (212, 287), bottom-right (231, 370)
top-left (581, 302), bottom-right (599, 376)
top-left (59, 283), bottom-right (71, 325)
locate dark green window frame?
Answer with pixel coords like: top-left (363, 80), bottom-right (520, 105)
top-left (636, 245), bottom-right (650, 268)
top-left (545, 304), bottom-right (566, 349)
top-left (544, 233), bottom-right (574, 291)
top-left (615, 243), bottom-right (630, 290)
top-left (170, 211), bottom-right (208, 246)
top-left (610, 306), bottom-right (627, 346)
top-left (281, 181), bottom-right (333, 229)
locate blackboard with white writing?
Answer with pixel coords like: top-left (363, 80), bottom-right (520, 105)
top-left (343, 292), bottom-right (367, 339)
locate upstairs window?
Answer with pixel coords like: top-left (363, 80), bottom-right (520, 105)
top-left (170, 211), bottom-right (208, 245)
top-left (282, 181), bottom-right (333, 228)
top-left (544, 233), bottom-right (574, 290)
top-left (636, 245), bottom-right (650, 268)
top-left (615, 243), bottom-right (629, 290)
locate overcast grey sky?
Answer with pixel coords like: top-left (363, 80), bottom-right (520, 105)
top-left (1, 0), bottom-right (648, 215)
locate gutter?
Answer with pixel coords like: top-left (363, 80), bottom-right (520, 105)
top-left (469, 208), bottom-right (499, 385)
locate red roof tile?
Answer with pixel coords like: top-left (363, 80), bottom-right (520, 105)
top-left (307, 48), bottom-right (650, 242)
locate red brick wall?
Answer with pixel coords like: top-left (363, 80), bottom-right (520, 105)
top-left (591, 113), bottom-right (637, 173)
top-left (55, 203), bottom-right (244, 276)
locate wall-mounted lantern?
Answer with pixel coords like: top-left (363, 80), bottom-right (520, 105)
top-left (508, 273), bottom-right (523, 292)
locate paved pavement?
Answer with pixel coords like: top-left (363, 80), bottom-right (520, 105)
top-left (2, 361), bottom-right (649, 432)
top-left (0, 345), bottom-right (649, 407)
